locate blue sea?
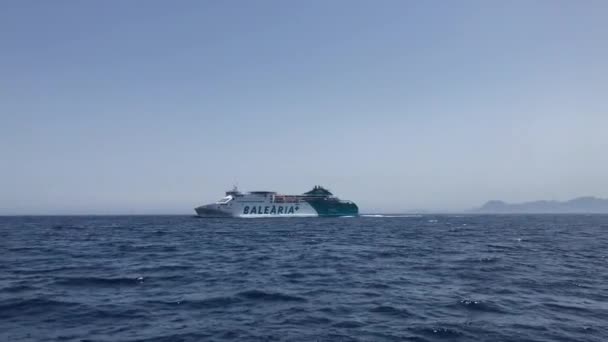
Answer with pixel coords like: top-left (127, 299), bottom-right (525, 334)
top-left (1, 215), bottom-right (607, 341)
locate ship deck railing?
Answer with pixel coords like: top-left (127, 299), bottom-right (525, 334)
top-left (272, 195), bottom-right (336, 203)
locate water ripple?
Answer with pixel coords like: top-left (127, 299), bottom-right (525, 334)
top-left (1, 215), bottom-right (607, 341)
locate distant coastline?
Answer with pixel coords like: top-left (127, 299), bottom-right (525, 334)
top-left (472, 196), bottom-right (608, 214)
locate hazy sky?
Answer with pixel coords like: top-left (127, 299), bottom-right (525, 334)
top-left (1, 1), bottom-right (607, 214)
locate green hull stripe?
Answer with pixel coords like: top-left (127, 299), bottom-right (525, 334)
top-left (304, 199), bottom-right (359, 217)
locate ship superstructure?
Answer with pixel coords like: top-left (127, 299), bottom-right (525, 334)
top-left (195, 186), bottom-right (358, 218)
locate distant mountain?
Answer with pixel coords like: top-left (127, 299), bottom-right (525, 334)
top-left (473, 196), bottom-right (608, 213)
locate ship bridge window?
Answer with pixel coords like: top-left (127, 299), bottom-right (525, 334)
top-left (216, 196), bottom-right (233, 204)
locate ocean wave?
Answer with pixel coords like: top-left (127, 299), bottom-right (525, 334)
top-left (12, 265), bottom-right (112, 275)
top-left (364, 282), bottom-right (391, 289)
top-left (281, 271), bottom-right (307, 279)
top-left (370, 305), bottom-right (413, 318)
top-left (146, 296), bottom-right (242, 310)
top-left (236, 289), bottom-right (307, 302)
top-left (486, 243), bottom-right (517, 250)
top-left (455, 299), bottom-right (507, 314)
top-left (332, 320), bottom-right (364, 328)
top-left (0, 298), bottom-right (79, 318)
top-left (123, 332), bottom-right (213, 342)
top-left (409, 325), bottom-right (466, 339)
top-left (54, 276), bottom-right (145, 287)
top-left (51, 225), bottom-right (83, 230)
top-left (479, 256), bottom-right (501, 263)
top-left (281, 315), bottom-right (332, 326)
top-left (0, 284), bottom-right (36, 293)
top-left (135, 264), bottom-right (194, 272)
top-left (543, 302), bottom-right (591, 314)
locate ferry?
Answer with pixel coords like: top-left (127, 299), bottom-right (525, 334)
top-left (195, 185), bottom-right (358, 218)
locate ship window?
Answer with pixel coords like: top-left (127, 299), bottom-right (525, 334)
top-left (217, 196), bottom-right (232, 204)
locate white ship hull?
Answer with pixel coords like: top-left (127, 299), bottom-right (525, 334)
top-left (195, 186), bottom-right (358, 218)
top-left (196, 199), bottom-right (318, 218)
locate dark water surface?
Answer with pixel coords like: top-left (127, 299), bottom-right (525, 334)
top-left (1, 215), bottom-right (607, 341)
